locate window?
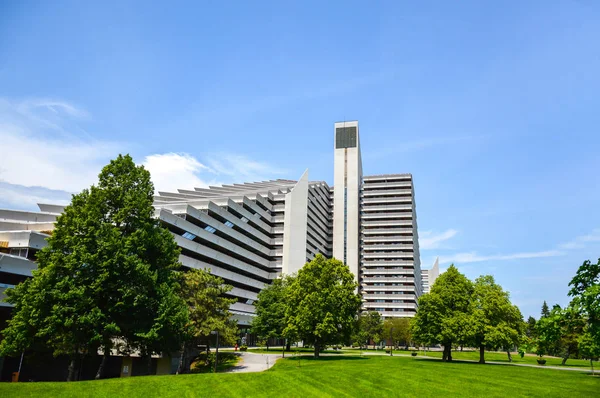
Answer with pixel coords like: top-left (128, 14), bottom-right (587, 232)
top-left (9, 248), bottom-right (28, 258)
top-left (224, 220), bottom-right (234, 228)
top-left (240, 216), bottom-right (249, 223)
top-left (204, 226), bottom-right (216, 233)
top-left (182, 232), bottom-right (196, 240)
top-left (375, 299), bottom-right (385, 303)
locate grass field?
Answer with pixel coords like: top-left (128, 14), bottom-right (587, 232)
top-left (1, 355), bottom-right (597, 397)
top-left (416, 350), bottom-right (596, 369)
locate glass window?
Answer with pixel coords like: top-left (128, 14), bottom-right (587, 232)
top-left (224, 221), bottom-right (234, 228)
top-left (204, 226), bottom-right (216, 233)
top-left (182, 231), bottom-right (196, 240)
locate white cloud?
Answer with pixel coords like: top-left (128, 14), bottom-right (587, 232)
top-left (419, 229), bottom-right (458, 250)
top-left (0, 97), bottom-right (284, 205)
top-left (558, 229), bottom-right (600, 250)
top-left (142, 153), bottom-right (218, 193)
top-left (142, 152), bottom-right (284, 194)
top-left (439, 250), bottom-right (565, 264)
top-left (0, 98), bottom-right (121, 192)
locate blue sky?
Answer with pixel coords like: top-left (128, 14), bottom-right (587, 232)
top-left (1, 1), bottom-right (599, 318)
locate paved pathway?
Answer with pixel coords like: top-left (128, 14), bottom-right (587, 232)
top-left (227, 352), bottom-right (282, 373)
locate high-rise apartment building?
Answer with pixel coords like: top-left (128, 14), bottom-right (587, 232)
top-left (361, 174), bottom-right (422, 316)
top-left (0, 120), bottom-right (423, 327)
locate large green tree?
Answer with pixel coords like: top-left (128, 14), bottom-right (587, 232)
top-left (383, 317), bottom-right (411, 349)
top-left (176, 268), bottom-right (237, 374)
top-left (283, 255), bottom-right (361, 358)
top-left (251, 276), bottom-right (293, 351)
top-left (0, 155), bottom-right (188, 380)
top-left (568, 258), bottom-right (600, 370)
top-left (411, 265), bottom-right (473, 362)
top-left (468, 275), bottom-right (523, 364)
top-left (536, 305), bottom-right (584, 365)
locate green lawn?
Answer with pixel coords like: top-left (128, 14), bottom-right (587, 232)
top-left (1, 355), bottom-right (597, 397)
top-left (416, 350), bottom-right (597, 370)
top-left (244, 347), bottom-right (349, 355)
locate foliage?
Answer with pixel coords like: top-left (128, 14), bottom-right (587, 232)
top-left (190, 352), bottom-right (239, 373)
top-left (410, 265), bottom-right (473, 361)
top-left (383, 318), bottom-right (411, 348)
top-left (177, 268), bottom-right (237, 373)
top-left (251, 276), bottom-right (293, 350)
top-left (467, 275), bottom-right (523, 363)
top-left (568, 258), bottom-right (600, 362)
top-left (0, 155), bottom-right (188, 380)
top-left (282, 255), bottom-right (361, 358)
top-left (354, 312), bottom-right (383, 349)
top-left (525, 316), bottom-right (537, 339)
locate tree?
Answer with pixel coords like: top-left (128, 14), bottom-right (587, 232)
top-left (525, 316), bottom-right (537, 338)
top-left (251, 276), bottom-right (292, 351)
top-left (176, 268), bottom-right (237, 374)
top-left (568, 258), bottom-right (600, 372)
top-left (283, 255), bottom-right (361, 358)
top-left (0, 155), bottom-right (189, 380)
top-left (468, 275), bottom-right (523, 364)
top-left (411, 265), bottom-right (473, 362)
top-left (356, 312), bottom-right (384, 349)
top-left (383, 318), bottom-right (411, 349)
top-left (541, 301), bottom-right (550, 318)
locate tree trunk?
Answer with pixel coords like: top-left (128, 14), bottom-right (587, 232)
top-left (266, 342), bottom-right (269, 351)
top-left (506, 350), bottom-right (512, 362)
top-left (591, 359), bottom-right (594, 376)
top-left (286, 341), bottom-right (291, 352)
top-left (314, 341), bottom-right (320, 359)
top-left (561, 348), bottom-right (570, 366)
top-left (447, 345), bottom-right (453, 362)
top-left (95, 346), bottom-right (110, 380)
top-left (479, 345), bottom-right (485, 364)
top-left (442, 345), bottom-right (453, 362)
top-left (67, 358), bottom-right (76, 382)
top-left (177, 342), bottom-right (187, 374)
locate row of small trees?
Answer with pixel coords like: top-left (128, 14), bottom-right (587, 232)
top-left (0, 155), bottom-right (237, 380)
top-left (526, 259), bottom-right (600, 368)
top-left (352, 312), bottom-right (411, 350)
top-left (410, 266), bottom-right (522, 364)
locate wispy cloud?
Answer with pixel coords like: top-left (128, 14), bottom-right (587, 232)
top-left (439, 250), bottom-right (565, 264)
top-left (364, 135), bottom-right (483, 160)
top-left (419, 229), bottom-right (458, 250)
top-left (558, 229), bottom-right (600, 250)
top-left (0, 97), bottom-right (286, 208)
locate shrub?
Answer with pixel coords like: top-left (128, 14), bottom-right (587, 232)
top-left (240, 345), bottom-right (248, 351)
top-left (411, 352), bottom-right (417, 356)
top-left (191, 352), bottom-right (239, 373)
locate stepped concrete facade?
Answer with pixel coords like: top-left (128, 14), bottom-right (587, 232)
top-left (0, 120), bottom-right (424, 325)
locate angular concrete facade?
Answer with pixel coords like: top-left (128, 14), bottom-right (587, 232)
top-left (0, 120), bottom-right (425, 324)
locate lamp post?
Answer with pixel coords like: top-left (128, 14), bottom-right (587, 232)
top-left (211, 330), bottom-right (219, 373)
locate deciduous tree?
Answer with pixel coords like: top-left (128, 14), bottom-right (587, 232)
top-left (0, 155), bottom-right (188, 380)
top-left (468, 275), bottom-right (523, 364)
top-left (283, 255), bottom-right (361, 358)
top-left (251, 276), bottom-right (293, 351)
top-left (177, 268), bottom-right (237, 374)
top-left (411, 265), bottom-right (473, 362)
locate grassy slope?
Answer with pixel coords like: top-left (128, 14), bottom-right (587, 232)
top-left (1, 355), bottom-right (597, 398)
top-left (416, 350), bottom-right (595, 369)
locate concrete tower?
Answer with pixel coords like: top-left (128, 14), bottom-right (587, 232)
top-left (333, 121), bottom-right (362, 281)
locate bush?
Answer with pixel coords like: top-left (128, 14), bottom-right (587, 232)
top-left (191, 352), bottom-right (239, 373)
top-left (240, 345), bottom-right (248, 351)
top-left (385, 350), bottom-right (391, 354)
top-left (411, 352), bottom-right (417, 357)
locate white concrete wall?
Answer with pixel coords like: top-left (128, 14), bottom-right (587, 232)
top-left (282, 170), bottom-right (309, 275)
top-left (332, 121), bottom-right (361, 282)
